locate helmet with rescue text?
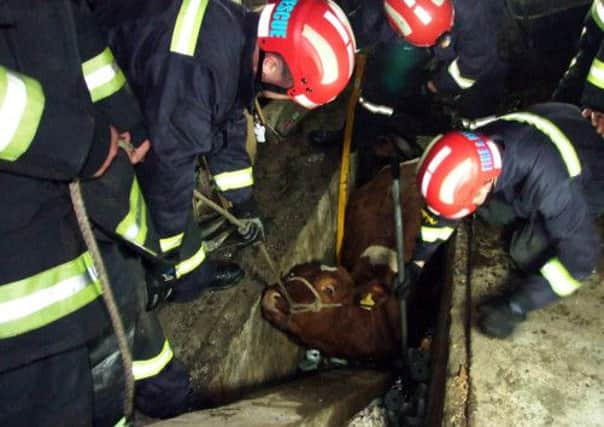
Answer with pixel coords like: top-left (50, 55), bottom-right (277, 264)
top-left (257, 0), bottom-right (357, 109)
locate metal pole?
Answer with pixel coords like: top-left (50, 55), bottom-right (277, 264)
top-left (391, 157), bottom-right (408, 367)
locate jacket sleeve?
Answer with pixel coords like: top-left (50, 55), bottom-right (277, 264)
top-left (411, 206), bottom-right (459, 265)
top-left (73, 1), bottom-right (148, 146)
top-left (554, 1), bottom-right (604, 106)
top-left (529, 179), bottom-right (599, 298)
top-left (205, 111), bottom-right (254, 207)
top-left (431, 13), bottom-right (492, 95)
top-left (0, 65), bottom-right (111, 180)
top-left (137, 61), bottom-right (218, 239)
top-left (582, 40), bottom-right (604, 111)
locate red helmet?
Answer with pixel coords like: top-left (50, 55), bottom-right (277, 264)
top-left (416, 131), bottom-right (502, 219)
top-left (384, 0), bottom-right (454, 47)
top-left (257, 0), bottom-right (356, 109)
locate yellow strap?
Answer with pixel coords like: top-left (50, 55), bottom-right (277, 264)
top-left (336, 53), bottom-right (367, 265)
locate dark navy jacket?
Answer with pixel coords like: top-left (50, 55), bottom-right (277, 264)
top-left (554, 1), bottom-right (604, 112)
top-left (349, 0), bottom-right (505, 95)
top-left (95, 0), bottom-right (258, 239)
top-left (413, 103), bottom-right (603, 300)
top-left (0, 0), bottom-right (152, 372)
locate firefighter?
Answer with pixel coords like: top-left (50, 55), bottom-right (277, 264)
top-left (407, 102), bottom-right (604, 338)
top-left (91, 0), bottom-right (357, 302)
top-left (0, 2), bottom-right (196, 425)
top-left (554, 0), bottom-right (604, 136)
top-left (311, 0), bottom-right (507, 185)
top-left (379, 0), bottom-right (507, 118)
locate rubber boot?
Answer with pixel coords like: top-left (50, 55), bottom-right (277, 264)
top-left (477, 297), bottom-right (527, 338)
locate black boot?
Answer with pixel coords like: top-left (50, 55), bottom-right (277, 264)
top-left (477, 297), bottom-right (527, 339)
top-left (205, 262), bottom-right (245, 290)
top-left (169, 261), bottom-right (244, 303)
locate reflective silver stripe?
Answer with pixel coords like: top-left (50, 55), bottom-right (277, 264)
top-left (540, 257), bottom-right (582, 296)
top-left (0, 252), bottom-right (102, 339)
top-left (82, 47), bottom-right (126, 102)
top-left (0, 67), bottom-right (45, 161)
top-left (500, 112), bottom-right (582, 177)
top-left (116, 178), bottom-right (148, 247)
top-left (359, 96), bottom-right (394, 116)
top-left (592, 0), bottom-right (604, 31)
top-left (132, 340), bottom-right (174, 380)
top-left (447, 58), bottom-right (476, 90)
top-left (420, 225), bottom-right (455, 243)
top-left (587, 58), bottom-right (604, 89)
top-left (170, 0), bottom-right (209, 56)
top-left (213, 167), bottom-right (254, 192)
top-left (175, 243), bottom-right (207, 278)
top-left (160, 233), bottom-right (185, 253)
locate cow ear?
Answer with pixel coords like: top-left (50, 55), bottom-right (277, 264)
top-left (357, 282), bottom-right (390, 310)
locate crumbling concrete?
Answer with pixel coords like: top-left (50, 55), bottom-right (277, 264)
top-left (444, 219), bottom-right (604, 426)
top-left (152, 369), bottom-right (390, 427)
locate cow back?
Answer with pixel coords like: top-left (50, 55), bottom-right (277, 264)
top-left (341, 160), bottom-right (422, 270)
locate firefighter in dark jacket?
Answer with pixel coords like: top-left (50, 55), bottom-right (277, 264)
top-left (554, 0), bottom-right (604, 136)
top-left (407, 102), bottom-right (604, 338)
top-left (312, 0), bottom-right (507, 185)
top-left (353, 0), bottom-right (507, 118)
top-left (92, 0), bottom-right (357, 302)
top-left (0, 1), bottom-right (196, 425)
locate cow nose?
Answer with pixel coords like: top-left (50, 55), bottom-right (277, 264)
top-left (262, 288), bottom-right (284, 313)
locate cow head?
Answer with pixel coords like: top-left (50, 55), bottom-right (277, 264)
top-left (261, 261), bottom-right (401, 361)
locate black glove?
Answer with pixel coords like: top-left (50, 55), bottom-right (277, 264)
top-left (144, 263), bottom-right (176, 311)
top-left (394, 261), bottom-right (422, 299)
top-left (143, 253), bottom-right (179, 311)
top-left (233, 198), bottom-right (265, 245)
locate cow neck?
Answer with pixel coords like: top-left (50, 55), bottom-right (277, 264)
top-left (278, 276), bottom-right (343, 316)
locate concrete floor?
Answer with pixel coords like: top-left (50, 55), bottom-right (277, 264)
top-left (444, 219), bottom-right (604, 427)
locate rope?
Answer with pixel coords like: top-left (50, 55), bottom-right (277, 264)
top-left (69, 180), bottom-right (135, 423)
top-left (192, 189), bottom-right (280, 283)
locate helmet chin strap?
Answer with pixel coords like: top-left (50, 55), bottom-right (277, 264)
top-left (255, 49), bottom-right (288, 95)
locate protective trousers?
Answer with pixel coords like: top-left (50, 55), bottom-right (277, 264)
top-left (90, 238), bottom-right (191, 425)
top-left (0, 237), bottom-right (191, 427)
top-left (476, 198), bottom-right (560, 310)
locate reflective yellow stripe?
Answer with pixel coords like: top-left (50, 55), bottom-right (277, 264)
top-left (447, 58), bottom-right (476, 90)
top-left (82, 47), bottom-right (126, 102)
top-left (592, 0), bottom-right (604, 31)
top-left (213, 167), bottom-right (254, 192)
top-left (0, 252), bottom-right (102, 338)
top-left (132, 340), bottom-right (174, 380)
top-left (116, 178), bottom-right (149, 247)
top-left (113, 417), bottom-right (128, 427)
top-left (160, 233), bottom-right (185, 253)
top-left (0, 66), bottom-right (45, 161)
top-left (500, 112), bottom-right (582, 177)
top-left (170, 0), bottom-right (209, 56)
top-left (587, 58), bottom-right (604, 89)
top-left (540, 257), bottom-right (582, 296)
top-left (175, 243), bottom-right (207, 278)
top-left (420, 225), bottom-right (455, 243)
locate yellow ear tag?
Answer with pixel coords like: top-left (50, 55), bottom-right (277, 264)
top-left (360, 293), bottom-right (375, 311)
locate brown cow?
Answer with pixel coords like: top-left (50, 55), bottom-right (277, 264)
top-left (261, 160), bottom-right (424, 361)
